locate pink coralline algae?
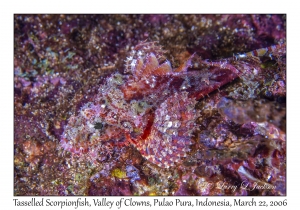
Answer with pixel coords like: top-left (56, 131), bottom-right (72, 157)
top-left (14, 15), bottom-right (286, 196)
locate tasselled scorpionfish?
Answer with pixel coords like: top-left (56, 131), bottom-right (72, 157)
top-left (60, 41), bottom-right (285, 168)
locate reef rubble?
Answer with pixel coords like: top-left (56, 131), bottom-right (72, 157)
top-left (14, 14), bottom-right (286, 196)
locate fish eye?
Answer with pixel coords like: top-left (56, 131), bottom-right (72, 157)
top-left (94, 122), bottom-right (104, 130)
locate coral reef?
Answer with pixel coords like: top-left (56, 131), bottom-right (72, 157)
top-left (14, 14), bottom-right (286, 196)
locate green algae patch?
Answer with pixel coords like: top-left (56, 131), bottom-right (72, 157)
top-left (111, 168), bottom-right (127, 179)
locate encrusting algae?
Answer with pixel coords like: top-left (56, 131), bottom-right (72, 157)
top-left (14, 15), bottom-right (286, 196)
